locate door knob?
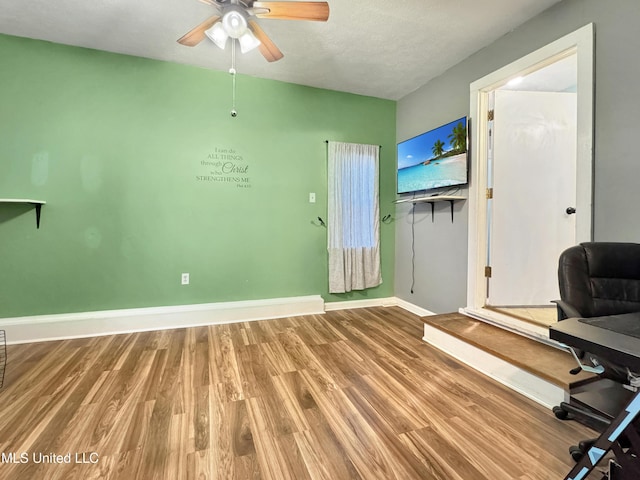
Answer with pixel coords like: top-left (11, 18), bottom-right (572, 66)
top-left (566, 207), bottom-right (576, 215)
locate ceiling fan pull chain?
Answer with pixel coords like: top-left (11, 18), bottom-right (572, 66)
top-left (229, 39), bottom-right (237, 117)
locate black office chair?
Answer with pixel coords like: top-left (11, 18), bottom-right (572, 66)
top-left (553, 242), bottom-right (640, 460)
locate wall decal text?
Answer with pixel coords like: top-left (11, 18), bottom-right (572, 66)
top-left (196, 147), bottom-right (251, 188)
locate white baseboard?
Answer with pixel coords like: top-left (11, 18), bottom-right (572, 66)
top-left (324, 296), bottom-right (435, 318)
top-left (0, 295), bottom-right (437, 345)
top-left (324, 297), bottom-right (397, 311)
top-left (423, 322), bottom-right (566, 409)
top-left (394, 298), bottom-right (436, 317)
top-left (0, 295), bottom-right (325, 345)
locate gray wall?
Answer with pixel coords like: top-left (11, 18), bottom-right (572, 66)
top-left (394, 0), bottom-right (640, 313)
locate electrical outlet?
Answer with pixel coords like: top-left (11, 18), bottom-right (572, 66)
top-left (181, 273), bottom-right (189, 285)
top-left (309, 192), bottom-right (316, 203)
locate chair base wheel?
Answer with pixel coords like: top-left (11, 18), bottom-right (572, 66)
top-left (570, 445), bottom-right (584, 462)
top-left (554, 405), bottom-right (570, 420)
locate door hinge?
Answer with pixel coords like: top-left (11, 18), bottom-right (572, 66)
top-left (488, 109), bottom-right (494, 121)
top-left (486, 188), bottom-right (493, 199)
top-left (485, 266), bottom-right (492, 278)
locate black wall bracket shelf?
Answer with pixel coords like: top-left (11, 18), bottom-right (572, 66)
top-left (394, 195), bottom-right (465, 223)
top-left (0, 199), bottom-right (46, 229)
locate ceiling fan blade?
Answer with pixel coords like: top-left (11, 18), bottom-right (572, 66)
top-left (252, 2), bottom-right (329, 21)
top-left (249, 20), bottom-right (284, 62)
top-left (177, 15), bottom-right (221, 47)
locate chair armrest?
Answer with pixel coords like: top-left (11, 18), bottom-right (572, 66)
top-left (552, 299), bottom-right (583, 320)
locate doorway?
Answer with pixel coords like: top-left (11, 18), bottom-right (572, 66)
top-left (488, 57), bottom-right (577, 326)
top-left (464, 24), bottom-right (594, 340)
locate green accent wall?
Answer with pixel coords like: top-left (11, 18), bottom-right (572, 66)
top-left (0, 34), bottom-right (396, 318)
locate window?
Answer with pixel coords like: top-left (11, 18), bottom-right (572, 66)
top-left (327, 141), bottom-right (382, 293)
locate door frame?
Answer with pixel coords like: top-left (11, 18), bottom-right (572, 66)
top-left (463, 24), bottom-right (594, 336)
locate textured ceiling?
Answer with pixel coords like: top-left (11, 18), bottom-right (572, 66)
top-left (0, 0), bottom-right (562, 100)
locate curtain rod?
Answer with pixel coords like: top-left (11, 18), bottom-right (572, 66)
top-left (325, 140), bottom-right (382, 149)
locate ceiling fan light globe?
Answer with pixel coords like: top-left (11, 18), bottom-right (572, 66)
top-left (238, 30), bottom-right (261, 53)
top-left (222, 10), bottom-right (248, 38)
top-left (205, 22), bottom-right (229, 49)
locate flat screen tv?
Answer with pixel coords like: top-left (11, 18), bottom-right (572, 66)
top-left (397, 116), bottom-right (468, 194)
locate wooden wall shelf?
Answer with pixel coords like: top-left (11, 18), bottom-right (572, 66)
top-left (0, 199), bottom-right (46, 228)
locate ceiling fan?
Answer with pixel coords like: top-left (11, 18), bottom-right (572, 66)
top-left (177, 0), bottom-right (330, 62)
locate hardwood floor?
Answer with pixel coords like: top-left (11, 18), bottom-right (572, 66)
top-left (0, 307), bottom-right (595, 479)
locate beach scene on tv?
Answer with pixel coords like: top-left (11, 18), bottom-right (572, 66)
top-left (397, 117), bottom-right (467, 194)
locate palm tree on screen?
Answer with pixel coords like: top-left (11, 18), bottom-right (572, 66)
top-left (432, 140), bottom-right (445, 158)
top-left (448, 122), bottom-right (467, 153)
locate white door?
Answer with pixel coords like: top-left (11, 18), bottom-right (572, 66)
top-left (487, 89), bottom-right (577, 306)
top-left (465, 24), bottom-right (593, 332)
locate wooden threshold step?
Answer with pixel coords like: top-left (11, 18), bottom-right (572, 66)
top-left (422, 312), bottom-right (595, 408)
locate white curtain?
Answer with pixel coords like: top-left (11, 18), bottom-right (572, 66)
top-left (327, 141), bottom-right (382, 293)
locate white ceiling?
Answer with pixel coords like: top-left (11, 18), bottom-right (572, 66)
top-left (0, 0), bottom-right (563, 100)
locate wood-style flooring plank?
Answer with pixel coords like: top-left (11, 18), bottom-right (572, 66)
top-left (0, 307), bottom-right (596, 479)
